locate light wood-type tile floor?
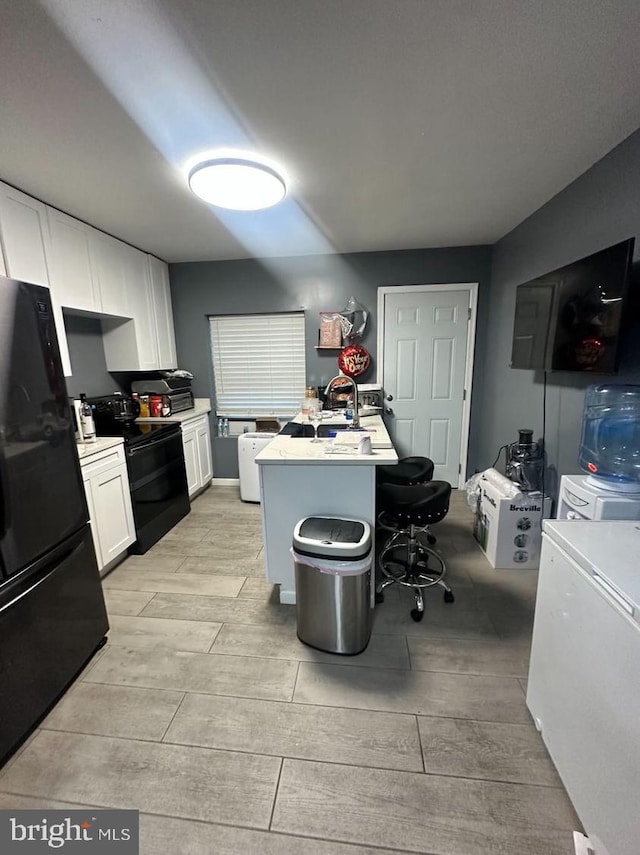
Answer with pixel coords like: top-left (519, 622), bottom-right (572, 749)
top-left (0, 486), bottom-right (581, 854)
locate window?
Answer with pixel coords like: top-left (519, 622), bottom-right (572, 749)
top-left (209, 312), bottom-right (306, 417)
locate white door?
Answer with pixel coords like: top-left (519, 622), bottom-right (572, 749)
top-left (379, 284), bottom-right (477, 485)
top-left (82, 476), bottom-right (104, 569)
top-left (89, 229), bottom-right (129, 317)
top-left (148, 255), bottom-right (177, 369)
top-left (0, 183), bottom-right (50, 286)
top-left (196, 421), bottom-right (213, 486)
top-left (182, 428), bottom-right (200, 497)
top-left (47, 207), bottom-right (100, 312)
top-left (91, 465), bottom-right (136, 566)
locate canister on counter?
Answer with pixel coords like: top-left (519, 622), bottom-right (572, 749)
top-left (302, 386), bottom-right (319, 417)
top-left (139, 395), bottom-right (150, 418)
top-left (150, 395), bottom-right (163, 417)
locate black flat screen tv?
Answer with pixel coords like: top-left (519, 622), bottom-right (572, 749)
top-left (511, 237), bottom-right (635, 372)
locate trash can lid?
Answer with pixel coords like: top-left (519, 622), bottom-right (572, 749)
top-left (293, 516), bottom-right (371, 560)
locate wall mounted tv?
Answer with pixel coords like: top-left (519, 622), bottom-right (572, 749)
top-left (511, 237), bottom-right (635, 373)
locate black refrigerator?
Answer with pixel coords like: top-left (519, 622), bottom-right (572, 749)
top-left (0, 275), bottom-right (109, 763)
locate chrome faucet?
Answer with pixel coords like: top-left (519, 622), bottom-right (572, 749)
top-left (325, 374), bottom-right (359, 427)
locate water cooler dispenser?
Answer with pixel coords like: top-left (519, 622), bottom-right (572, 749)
top-left (557, 384), bottom-right (640, 521)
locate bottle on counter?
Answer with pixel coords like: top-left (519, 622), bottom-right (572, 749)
top-left (217, 417), bottom-right (224, 437)
top-left (223, 418), bottom-right (230, 437)
top-left (344, 396), bottom-right (354, 423)
top-left (301, 385), bottom-right (318, 418)
top-left (139, 395), bottom-right (150, 418)
top-left (150, 395), bottom-right (163, 417)
top-left (79, 393), bottom-right (96, 443)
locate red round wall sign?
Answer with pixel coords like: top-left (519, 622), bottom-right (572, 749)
top-left (338, 344), bottom-right (371, 378)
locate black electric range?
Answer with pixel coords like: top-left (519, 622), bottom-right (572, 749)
top-left (86, 396), bottom-right (190, 552)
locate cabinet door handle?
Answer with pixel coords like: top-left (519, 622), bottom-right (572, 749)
top-left (592, 571), bottom-right (634, 615)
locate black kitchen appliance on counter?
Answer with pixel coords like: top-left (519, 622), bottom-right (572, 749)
top-left (86, 394), bottom-right (190, 552)
top-left (0, 276), bottom-right (109, 764)
top-left (131, 374), bottom-right (194, 415)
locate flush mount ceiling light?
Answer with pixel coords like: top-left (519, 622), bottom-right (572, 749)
top-left (187, 157), bottom-right (287, 211)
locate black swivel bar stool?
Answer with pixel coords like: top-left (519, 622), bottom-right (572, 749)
top-left (377, 455), bottom-right (434, 486)
top-left (376, 480), bottom-right (454, 622)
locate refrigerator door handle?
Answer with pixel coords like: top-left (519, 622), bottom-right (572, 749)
top-left (0, 538), bottom-right (82, 615)
top-left (0, 564), bottom-right (59, 615)
top-left (0, 450), bottom-right (11, 539)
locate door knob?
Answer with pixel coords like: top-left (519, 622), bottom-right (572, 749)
top-left (385, 407), bottom-right (394, 415)
top-left (386, 394), bottom-right (394, 402)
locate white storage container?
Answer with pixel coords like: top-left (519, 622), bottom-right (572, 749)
top-left (237, 432), bottom-right (276, 502)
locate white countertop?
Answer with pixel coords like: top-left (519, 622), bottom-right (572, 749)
top-left (136, 398), bottom-right (211, 425)
top-left (77, 436), bottom-right (124, 461)
top-left (256, 414), bottom-right (398, 466)
top-left (543, 519), bottom-right (640, 614)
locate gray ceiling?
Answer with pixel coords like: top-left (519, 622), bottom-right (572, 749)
top-left (1, 0), bottom-right (639, 263)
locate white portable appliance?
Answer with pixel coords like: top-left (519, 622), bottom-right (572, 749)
top-left (528, 520), bottom-right (640, 855)
top-left (237, 432), bottom-right (276, 502)
top-left (557, 474), bottom-right (640, 521)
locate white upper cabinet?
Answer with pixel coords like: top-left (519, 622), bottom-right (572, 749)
top-left (0, 184), bottom-right (72, 376)
top-left (148, 255), bottom-right (177, 369)
top-left (89, 228), bottom-right (129, 317)
top-left (102, 245), bottom-right (159, 372)
top-left (123, 245), bottom-right (159, 368)
top-left (102, 252), bottom-right (178, 372)
top-left (0, 183), bottom-right (50, 287)
top-left (46, 207), bottom-right (101, 312)
top-left (0, 183), bottom-right (178, 374)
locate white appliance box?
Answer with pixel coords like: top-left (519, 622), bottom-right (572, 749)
top-left (474, 480), bottom-right (551, 569)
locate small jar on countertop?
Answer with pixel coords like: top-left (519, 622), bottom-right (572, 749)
top-left (139, 395), bottom-right (150, 418)
top-left (150, 395), bottom-right (163, 417)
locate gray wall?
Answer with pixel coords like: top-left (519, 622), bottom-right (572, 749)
top-left (64, 314), bottom-right (124, 399)
top-left (477, 128), bottom-right (640, 499)
top-left (170, 247), bottom-right (492, 478)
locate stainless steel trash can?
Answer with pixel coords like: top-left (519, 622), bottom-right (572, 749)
top-left (293, 516), bottom-right (372, 655)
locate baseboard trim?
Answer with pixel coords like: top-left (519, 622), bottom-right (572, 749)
top-left (211, 477), bottom-right (240, 486)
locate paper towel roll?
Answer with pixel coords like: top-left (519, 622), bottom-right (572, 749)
top-left (481, 468), bottom-right (524, 501)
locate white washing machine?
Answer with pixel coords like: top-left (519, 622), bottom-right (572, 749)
top-left (237, 432), bottom-right (277, 502)
top-left (557, 474), bottom-right (640, 521)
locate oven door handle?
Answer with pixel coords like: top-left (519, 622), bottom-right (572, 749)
top-left (127, 430), bottom-right (181, 455)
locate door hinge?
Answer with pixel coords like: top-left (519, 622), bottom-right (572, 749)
top-left (467, 307), bottom-right (472, 320)
top-left (458, 463), bottom-right (462, 474)
top-left (463, 389), bottom-right (467, 401)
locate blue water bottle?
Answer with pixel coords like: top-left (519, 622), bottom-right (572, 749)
top-left (579, 384), bottom-right (640, 488)
top-left (344, 397), bottom-right (354, 424)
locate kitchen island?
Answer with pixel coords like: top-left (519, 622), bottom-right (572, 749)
top-left (256, 414), bottom-right (397, 604)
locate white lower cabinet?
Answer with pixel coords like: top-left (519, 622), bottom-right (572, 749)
top-left (182, 429), bottom-right (200, 496)
top-left (181, 415), bottom-right (213, 498)
top-left (80, 444), bottom-right (136, 573)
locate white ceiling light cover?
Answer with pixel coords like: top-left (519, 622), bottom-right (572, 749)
top-left (188, 157), bottom-right (287, 211)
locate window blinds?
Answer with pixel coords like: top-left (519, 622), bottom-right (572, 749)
top-left (209, 313), bottom-right (306, 417)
